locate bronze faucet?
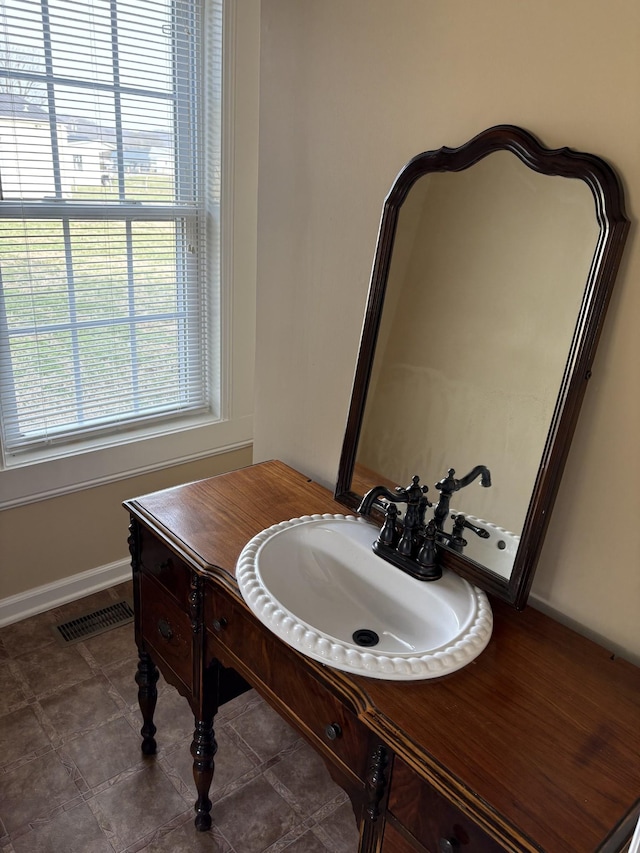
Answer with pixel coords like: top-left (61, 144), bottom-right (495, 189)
top-left (433, 466), bottom-right (492, 530)
top-left (358, 476), bottom-right (440, 581)
top-left (358, 467), bottom-right (492, 581)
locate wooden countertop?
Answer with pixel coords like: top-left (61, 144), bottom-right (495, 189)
top-left (125, 460), bottom-right (640, 852)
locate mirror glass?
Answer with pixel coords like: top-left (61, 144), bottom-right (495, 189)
top-left (336, 126), bottom-right (628, 608)
top-left (358, 154), bottom-right (596, 572)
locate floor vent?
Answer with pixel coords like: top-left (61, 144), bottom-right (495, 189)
top-left (53, 600), bottom-right (134, 645)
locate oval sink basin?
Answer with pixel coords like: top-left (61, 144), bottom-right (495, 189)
top-left (236, 514), bottom-right (492, 680)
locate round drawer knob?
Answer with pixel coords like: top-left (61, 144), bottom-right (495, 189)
top-left (212, 617), bottom-right (228, 632)
top-left (438, 838), bottom-right (460, 853)
top-left (324, 722), bottom-right (342, 741)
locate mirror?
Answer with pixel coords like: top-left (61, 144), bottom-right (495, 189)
top-left (335, 125), bottom-right (628, 609)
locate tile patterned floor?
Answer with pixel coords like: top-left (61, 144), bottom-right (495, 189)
top-left (0, 583), bottom-right (360, 853)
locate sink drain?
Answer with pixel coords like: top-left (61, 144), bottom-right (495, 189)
top-left (352, 628), bottom-right (380, 648)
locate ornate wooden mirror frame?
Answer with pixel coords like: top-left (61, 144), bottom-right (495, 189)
top-left (335, 125), bottom-right (629, 609)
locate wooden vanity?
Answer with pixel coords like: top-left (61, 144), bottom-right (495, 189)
top-left (125, 460), bottom-right (640, 853)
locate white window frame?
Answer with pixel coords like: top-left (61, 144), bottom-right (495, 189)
top-left (0, 0), bottom-right (259, 509)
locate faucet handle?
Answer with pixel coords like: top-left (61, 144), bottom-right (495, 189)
top-left (376, 504), bottom-right (398, 547)
top-left (436, 466), bottom-right (491, 494)
top-left (396, 474), bottom-right (429, 504)
top-left (449, 514), bottom-right (468, 552)
top-left (435, 468), bottom-right (458, 496)
top-left (416, 520), bottom-right (442, 580)
top-left (453, 514), bottom-right (490, 539)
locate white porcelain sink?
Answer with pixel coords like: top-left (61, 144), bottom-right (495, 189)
top-left (236, 514), bottom-right (493, 681)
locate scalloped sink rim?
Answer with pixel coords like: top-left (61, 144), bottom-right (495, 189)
top-left (452, 510), bottom-right (520, 580)
top-left (236, 514), bottom-right (493, 681)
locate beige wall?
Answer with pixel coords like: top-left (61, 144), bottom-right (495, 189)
top-left (0, 446), bottom-right (252, 600)
top-left (254, 1), bottom-right (640, 657)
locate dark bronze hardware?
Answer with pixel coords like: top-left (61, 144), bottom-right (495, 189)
top-left (324, 722), bottom-right (342, 741)
top-left (359, 475), bottom-right (442, 581)
top-left (358, 470), bottom-right (493, 580)
top-left (189, 573), bottom-right (203, 634)
top-left (433, 466), bottom-right (491, 529)
top-left (438, 838), bottom-right (460, 853)
top-left (365, 744), bottom-right (389, 821)
top-left (212, 617), bottom-right (228, 632)
top-left (157, 618), bottom-right (173, 641)
top-left (453, 513), bottom-right (490, 540)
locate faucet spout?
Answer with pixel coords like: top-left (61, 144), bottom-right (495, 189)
top-left (433, 465), bottom-right (491, 529)
top-left (358, 475), bottom-right (429, 518)
top-left (456, 465), bottom-right (492, 489)
top-left (358, 485), bottom-right (400, 516)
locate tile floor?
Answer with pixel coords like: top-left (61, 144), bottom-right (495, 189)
top-left (0, 583), bottom-right (360, 853)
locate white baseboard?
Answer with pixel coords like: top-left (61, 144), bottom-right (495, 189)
top-left (0, 558), bottom-right (132, 627)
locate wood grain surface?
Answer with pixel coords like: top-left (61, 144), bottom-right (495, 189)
top-left (125, 460), bottom-right (640, 852)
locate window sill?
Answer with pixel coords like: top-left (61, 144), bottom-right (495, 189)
top-left (0, 413), bottom-right (253, 509)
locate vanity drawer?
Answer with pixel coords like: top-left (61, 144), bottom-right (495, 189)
top-left (388, 757), bottom-right (506, 853)
top-left (140, 572), bottom-right (193, 693)
top-left (381, 820), bottom-right (423, 852)
top-left (205, 587), bottom-right (370, 781)
top-left (139, 528), bottom-right (192, 604)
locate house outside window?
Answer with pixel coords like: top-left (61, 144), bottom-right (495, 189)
top-left (0, 0), bottom-right (223, 466)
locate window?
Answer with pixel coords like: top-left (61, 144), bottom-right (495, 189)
top-left (0, 0), bottom-right (222, 463)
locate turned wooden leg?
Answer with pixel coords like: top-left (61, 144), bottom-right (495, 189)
top-left (135, 650), bottom-right (159, 755)
top-left (191, 717), bottom-right (217, 831)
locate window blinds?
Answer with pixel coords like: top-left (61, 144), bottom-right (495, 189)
top-left (0, 0), bottom-right (221, 458)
